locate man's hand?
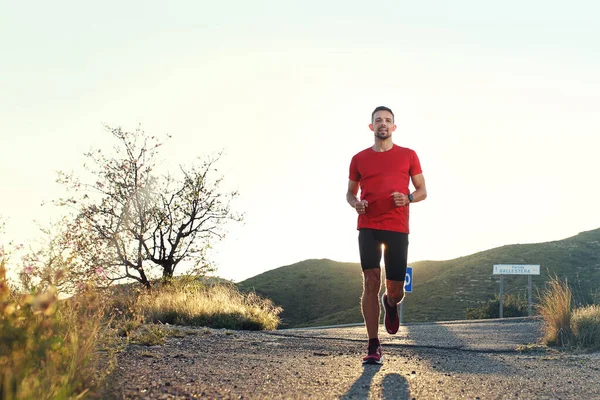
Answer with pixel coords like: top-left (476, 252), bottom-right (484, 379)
top-left (354, 200), bottom-right (368, 214)
top-left (391, 192), bottom-right (409, 207)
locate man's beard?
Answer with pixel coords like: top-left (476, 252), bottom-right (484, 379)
top-left (375, 130), bottom-right (390, 139)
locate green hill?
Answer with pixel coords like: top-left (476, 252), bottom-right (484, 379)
top-left (238, 259), bottom-right (362, 328)
top-left (238, 228), bottom-right (600, 328)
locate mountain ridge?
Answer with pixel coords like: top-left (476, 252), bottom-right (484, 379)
top-left (238, 227), bottom-right (600, 327)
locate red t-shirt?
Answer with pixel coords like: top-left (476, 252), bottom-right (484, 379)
top-left (349, 144), bottom-right (422, 233)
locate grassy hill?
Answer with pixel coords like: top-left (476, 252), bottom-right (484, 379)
top-left (238, 228), bottom-right (600, 328)
top-left (238, 259), bottom-right (362, 328)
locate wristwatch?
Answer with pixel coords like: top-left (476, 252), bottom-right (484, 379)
top-left (408, 193), bottom-right (414, 203)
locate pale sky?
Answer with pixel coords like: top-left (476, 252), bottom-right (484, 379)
top-left (1, 1), bottom-right (599, 282)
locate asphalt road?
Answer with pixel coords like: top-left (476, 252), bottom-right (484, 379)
top-left (104, 318), bottom-right (600, 399)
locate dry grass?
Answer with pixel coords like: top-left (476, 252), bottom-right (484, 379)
top-left (0, 258), bottom-right (281, 399)
top-left (0, 263), bottom-right (109, 399)
top-left (537, 275), bottom-right (600, 349)
top-left (135, 281), bottom-right (282, 330)
top-left (537, 275), bottom-right (574, 347)
top-left (128, 324), bottom-right (168, 346)
top-left (571, 304), bottom-right (600, 349)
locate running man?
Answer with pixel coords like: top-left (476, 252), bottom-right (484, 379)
top-left (346, 106), bottom-right (427, 364)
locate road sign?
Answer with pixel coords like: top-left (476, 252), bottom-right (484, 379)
top-left (493, 264), bottom-right (540, 275)
top-left (493, 264), bottom-right (540, 318)
top-left (404, 266), bottom-right (413, 293)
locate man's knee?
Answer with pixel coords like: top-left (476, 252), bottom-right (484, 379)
top-left (363, 269), bottom-right (381, 294)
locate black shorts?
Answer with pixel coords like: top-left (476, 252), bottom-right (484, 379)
top-left (358, 228), bottom-right (408, 282)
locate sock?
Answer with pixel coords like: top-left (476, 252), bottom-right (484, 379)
top-left (368, 338), bottom-right (380, 347)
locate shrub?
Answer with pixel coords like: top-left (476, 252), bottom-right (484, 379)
top-left (537, 275), bottom-right (574, 347)
top-left (571, 304), bottom-right (600, 349)
top-left (0, 263), bottom-right (107, 399)
top-left (465, 294), bottom-right (528, 320)
top-left (135, 281), bottom-right (282, 330)
top-left (129, 325), bottom-right (168, 346)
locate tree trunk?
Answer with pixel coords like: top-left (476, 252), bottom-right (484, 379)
top-left (163, 262), bottom-right (174, 278)
top-left (139, 268), bottom-right (151, 289)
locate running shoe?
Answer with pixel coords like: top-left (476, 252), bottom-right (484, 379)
top-left (381, 293), bottom-right (400, 334)
top-left (362, 342), bottom-right (383, 365)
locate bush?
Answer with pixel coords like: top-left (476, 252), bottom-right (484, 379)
top-left (0, 263), bottom-right (107, 399)
top-left (465, 294), bottom-right (529, 320)
top-left (537, 275), bottom-right (574, 347)
top-left (135, 280), bottom-right (282, 331)
top-left (571, 304), bottom-right (600, 349)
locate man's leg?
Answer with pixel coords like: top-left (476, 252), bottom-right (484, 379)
top-left (381, 278), bottom-right (403, 335)
top-left (381, 231), bottom-right (409, 334)
top-left (383, 231), bottom-right (409, 305)
top-left (362, 268), bottom-right (381, 339)
top-left (358, 228), bottom-right (383, 340)
top-left (358, 229), bottom-right (384, 363)
top-left (385, 279), bottom-right (405, 305)
top-left (361, 268), bottom-right (383, 364)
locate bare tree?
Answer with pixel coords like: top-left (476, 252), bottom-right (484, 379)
top-left (56, 125), bottom-right (241, 288)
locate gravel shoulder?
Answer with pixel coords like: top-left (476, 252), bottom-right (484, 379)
top-left (102, 318), bottom-right (600, 399)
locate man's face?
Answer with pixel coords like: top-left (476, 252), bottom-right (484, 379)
top-left (369, 110), bottom-right (396, 140)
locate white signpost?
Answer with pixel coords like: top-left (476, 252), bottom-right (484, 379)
top-left (493, 264), bottom-right (540, 318)
top-left (493, 264), bottom-right (540, 275)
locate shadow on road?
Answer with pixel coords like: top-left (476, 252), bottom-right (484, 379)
top-left (271, 319), bottom-right (541, 380)
top-left (342, 365), bottom-right (410, 400)
top-left (342, 365), bottom-right (381, 400)
top-left (381, 372), bottom-right (410, 400)
top-left (386, 322), bottom-right (515, 375)
top-left (342, 364), bottom-right (380, 399)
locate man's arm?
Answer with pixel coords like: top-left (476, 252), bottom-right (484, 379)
top-left (346, 180), bottom-right (359, 207)
top-left (391, 173), bottom-right (428, 207)
top-left (410, 173), bottom-right (427, 203)
top-left (347, 180), bottom-right (367, 214)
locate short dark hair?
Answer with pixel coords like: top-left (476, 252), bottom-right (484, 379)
top-left (371, 106), bottom-right (394, 122)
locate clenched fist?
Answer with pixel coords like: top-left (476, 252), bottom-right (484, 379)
top-left (391, 192), bottom-right (409, 207)
top-left (354, 200), bottom-right (369, 214)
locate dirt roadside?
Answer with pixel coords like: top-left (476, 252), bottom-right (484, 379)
top-left (102, 319), bottom-right (600, 399)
